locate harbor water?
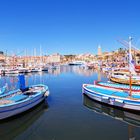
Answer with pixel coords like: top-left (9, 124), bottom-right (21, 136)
top-left (0, 65), bottom-right (140, 140)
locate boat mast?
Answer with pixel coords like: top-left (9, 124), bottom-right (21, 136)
top-left (40, 44), bottom-right (42, 64)
top-left (129, 36), bottom-right (132, 96)
top-left (34, 48), bottom-right (36, 67)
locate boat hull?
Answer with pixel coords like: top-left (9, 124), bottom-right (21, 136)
top-left (82, 84), bottom-right (140, 111)
top-left (0, 94), bottom-right (46, 120)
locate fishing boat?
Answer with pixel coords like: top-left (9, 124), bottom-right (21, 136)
top-left (0, 75), bottom-right (49, 120)
top-left (110, 74), bottom-right (140, 85)
top-left (18, 67), bottom-right (30, 73)
top-left (109, 59), bottom-right (140, 86)
top-left (82, 83), bottom-right (140, 111)
top-left (82, 37), bottom-right (140, 111)
top-left (94, 81), bottom-right (140, 92)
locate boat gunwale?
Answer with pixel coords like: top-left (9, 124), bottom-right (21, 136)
top-left (95, 81), bottom-right (140, 92)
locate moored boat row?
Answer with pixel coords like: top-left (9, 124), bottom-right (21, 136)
top-left (0, 64), bottom-right (60, 75)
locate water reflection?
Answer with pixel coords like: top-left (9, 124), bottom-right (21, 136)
top-left (0, 101), bottom-right (49, 140)
top-left (68, 65), bottom-right (94, 76)
top-left (83, 94), bottom-right (140, 127)
top-left (83, 94), bottom-right (140, 140)
top-left (0, 65), bottom-right (96, 91)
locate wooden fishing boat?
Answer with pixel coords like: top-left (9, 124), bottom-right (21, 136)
top-left (0, 75), bottom-right (49, 120)
top-left (94, 81), bottom-right (140, 92)
top-left (82, 83), bottom-right (140, 111)
top-left (110, 75), bottom-right (140, 85)
top-left (0, 84), bottom-right (49, 120)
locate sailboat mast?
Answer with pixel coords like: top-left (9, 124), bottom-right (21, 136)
top-left (40, 44), bottom-right (42, 64)
top-left (129, 36), bottom-right (132, 96)
top-left (34, 48), bottom-right (36, 67)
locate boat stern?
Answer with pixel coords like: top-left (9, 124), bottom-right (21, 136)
top-left (44, 90), bottom-right (50, 97)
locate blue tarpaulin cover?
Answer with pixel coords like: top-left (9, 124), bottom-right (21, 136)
top-left (18, 75), bottom-right (29, 91)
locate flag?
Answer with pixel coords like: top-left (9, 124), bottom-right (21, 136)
top-left (128, 53), bottom-right (136, 75)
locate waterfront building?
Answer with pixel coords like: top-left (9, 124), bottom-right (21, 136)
top-left (75, 53), bottom-right (95, 62)
top-left (46, 53), bottom-right (61, 64)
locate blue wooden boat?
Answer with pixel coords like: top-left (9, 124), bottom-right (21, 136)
top-left (82, 84), bottom-right (140, 111)
top-left (0, 75), bottom-right (49, 120)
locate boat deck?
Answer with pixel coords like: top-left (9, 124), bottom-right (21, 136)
top-left (0, 86), bottom-right (45, 105)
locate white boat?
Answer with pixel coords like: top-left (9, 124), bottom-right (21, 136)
top-left (4, 69), bottom-right (19, 74)
top-left (31, 67), bottom-right (42, 72)
top-left (68, 61), bottom-right (85, 65)
top-left (110, 73), bottom-right (140, 85)
top-left (82, 84), bottom-right (140, 111)
top-left (18, 67), bottom-right (30, 73)
top-left (0, 75), bottom-right (49, 120)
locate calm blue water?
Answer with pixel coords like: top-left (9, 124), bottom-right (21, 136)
top-left (0, 65), bottom-right (140, 140)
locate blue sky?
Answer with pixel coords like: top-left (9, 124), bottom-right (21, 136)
top-left (0, 0), bottom-right (140, 55)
